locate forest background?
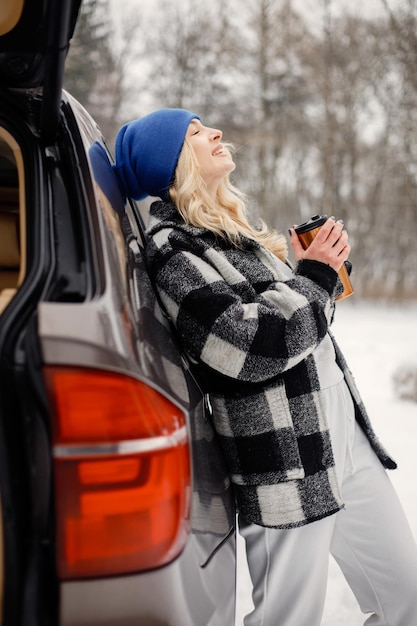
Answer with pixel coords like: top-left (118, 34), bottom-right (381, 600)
top-left (64, 0), bottom-right (417, 300)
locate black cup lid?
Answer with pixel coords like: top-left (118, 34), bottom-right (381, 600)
top-left (294, 214), bottom-right (327, 234)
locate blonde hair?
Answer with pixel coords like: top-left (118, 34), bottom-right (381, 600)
top-left (169, 139), bottom-right (288, 262)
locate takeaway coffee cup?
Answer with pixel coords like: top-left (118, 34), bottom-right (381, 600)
top-left (294, 214), bottom-right (353, 301)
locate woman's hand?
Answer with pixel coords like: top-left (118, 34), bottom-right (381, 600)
top-left (289, 217), bottom-right (350, 272)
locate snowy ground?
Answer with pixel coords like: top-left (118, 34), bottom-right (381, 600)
top-left (235, 300), bottom-right (417, 626)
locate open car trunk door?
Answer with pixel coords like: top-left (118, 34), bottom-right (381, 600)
top-left (0, 0), bottom-right (82, 144)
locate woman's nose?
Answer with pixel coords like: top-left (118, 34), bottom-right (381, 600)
top-left (210, 128), bottom-right (222, 140)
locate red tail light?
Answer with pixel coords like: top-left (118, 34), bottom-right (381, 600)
top-left (43, 366), bottom-right (191, 580)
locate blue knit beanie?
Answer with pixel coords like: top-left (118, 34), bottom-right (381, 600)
top-left (112, 108), bottom-right (200, 201)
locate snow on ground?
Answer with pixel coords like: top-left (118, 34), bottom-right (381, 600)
top-left (235, 300), bottom-right (417, 626)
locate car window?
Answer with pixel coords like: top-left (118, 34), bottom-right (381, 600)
top-left (88, 140), bottom-right (128, 293)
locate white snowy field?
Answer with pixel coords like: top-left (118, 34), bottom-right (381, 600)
top-left (235, 300), bottom-right (417, 626)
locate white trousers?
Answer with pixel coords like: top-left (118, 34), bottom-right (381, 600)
top-left (239, 380), bottom-right (417, 626)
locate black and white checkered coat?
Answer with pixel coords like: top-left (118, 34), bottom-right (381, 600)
top-left (145, 201), bottom-right (396, 529)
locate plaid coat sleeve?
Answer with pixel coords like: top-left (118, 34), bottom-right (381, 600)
top-left (146, 207), bottom-right (343, 387)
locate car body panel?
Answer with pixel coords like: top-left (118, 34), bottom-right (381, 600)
top-left (59, 531), bottom-right (235, 626)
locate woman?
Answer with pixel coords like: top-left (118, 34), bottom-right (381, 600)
top-left (113, 108), bottom-right (417, 625)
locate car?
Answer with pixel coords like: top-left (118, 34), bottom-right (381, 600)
top-left (0, 1), bottom-right (236, 624)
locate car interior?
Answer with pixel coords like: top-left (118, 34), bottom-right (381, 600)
top-left (0, 129), bottom-right (25, 315)
top-left (0, 126), bottom-right (26, 620)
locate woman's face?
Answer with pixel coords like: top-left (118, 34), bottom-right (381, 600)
top-left (185, 119), bottom-right (235, 193)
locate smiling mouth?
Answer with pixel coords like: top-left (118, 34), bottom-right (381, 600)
top-left (212, 146), bottom-right (225, 156)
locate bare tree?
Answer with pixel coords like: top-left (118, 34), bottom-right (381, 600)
top-left (65, 0), bottom-right (143, 141)
top-left (103, 0), bottom-right (417, 298)
top-left (142, 0), bottom-right (241, 121)
top-left (227, 0), bottom-right (316, 229)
